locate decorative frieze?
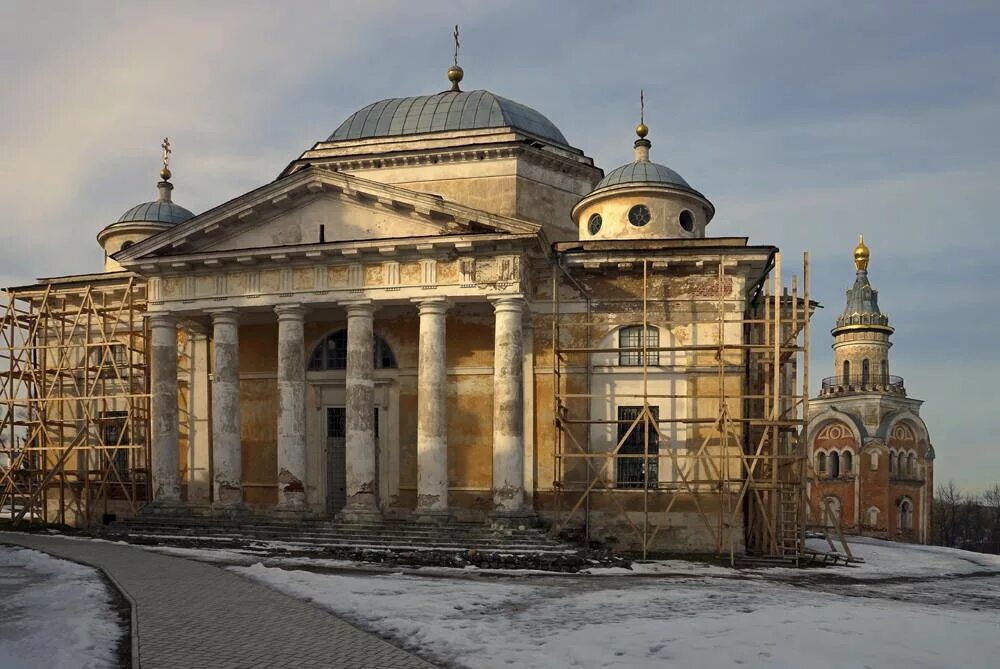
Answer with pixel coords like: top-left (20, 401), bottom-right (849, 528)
top-left (150, 254), bottom-right (529, 306)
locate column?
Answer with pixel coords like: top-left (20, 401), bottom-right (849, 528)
top-left (275, 304), bottom-right (307, 508)
top-left (344, 301), bottom-right (377, 512)
top-left (414, 298), bottom-right (449, 514)
top-left (149, 312), bottom-right (181, 503)
top-left (210, 309), bottom-right (242, 507)
top-left (490, 296), bottom-right (526, 513)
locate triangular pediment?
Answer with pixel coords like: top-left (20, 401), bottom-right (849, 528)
top-left (115, 166), bottom-right (540, 263)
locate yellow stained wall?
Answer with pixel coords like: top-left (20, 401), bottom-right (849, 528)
top-left (234, 303), bottom-right (498, 509)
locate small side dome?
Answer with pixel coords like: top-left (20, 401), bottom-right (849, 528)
top-left (117, 199), bottom-right (194, 226)
top-left (592, 161), bottom-right (696, 194)
top-left (572, 122), bottom-right (714, 241)
top-left (98, 140), bottom-right (196, 272)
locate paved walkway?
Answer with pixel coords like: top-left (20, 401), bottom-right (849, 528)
top-left (0, 532), bottom-right (437, 669)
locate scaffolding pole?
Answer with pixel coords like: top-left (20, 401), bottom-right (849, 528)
top-left (0, 277), bottom-right (151, 526)
top-left (549, 251), bottom-right (812, 563)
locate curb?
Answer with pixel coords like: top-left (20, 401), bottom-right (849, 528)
top-left (0, 533), bottom-right (141, 668)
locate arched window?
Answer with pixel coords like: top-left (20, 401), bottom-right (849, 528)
top-left (618, 325), bottom-right (659, 366)
top-left (908, 453), bottom-right (917, 478)
top-left (899, 499), bottom-right (912, 530)
top-left (881, 360), bottom-right (889, 385)
top-left (842, 451), bottom-right (853, 476)
top-left (896, 452), bottom-right (906, 478)
top-left (861, 358), bottom-right (870, 385)
top-left (867, 507), bottom-right (879, 526)
top-left (829, 451), bottom-right (841, 479)
top-left (888, 451), bottom-right (895, 474)
top-left (817, 452), bottom-right (827, 475)
top-left (308, 330), bottom-right (397, 371)
top-left (842, 360), bottom-right (850, 384)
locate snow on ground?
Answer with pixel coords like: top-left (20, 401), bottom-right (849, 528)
top-left (233, 538), bottom-right (1000, 669)
top-left (0, 546), bottom-right (123, 669)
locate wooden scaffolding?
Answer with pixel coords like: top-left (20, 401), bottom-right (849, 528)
top-left (549, 250), bottom-right (812, 563)
top-left (0, 275), bottom-right (151, 526)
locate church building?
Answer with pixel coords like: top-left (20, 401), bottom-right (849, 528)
top-left (2, 60), bottom-right (815, 558)
top-left (807, 238), bottom-right (934, 544)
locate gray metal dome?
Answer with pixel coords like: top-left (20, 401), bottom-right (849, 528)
top-left (592, 161), bottom-right (695, 193)
top-left (330, 90), bottom-right (568, 145)
top-left (117, 200), bottom-right (193, 226)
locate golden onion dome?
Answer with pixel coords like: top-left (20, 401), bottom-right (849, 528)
top-left (854, 234), bottom-right (870, 271)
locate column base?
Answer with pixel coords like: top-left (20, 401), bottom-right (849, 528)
top-left (210, 503), bottom-right (250, 520)
top-left (141, 498), bottom-right (187, 514)
top-left (488, 509), bottom-right (539, 531)
top-left (413, 508), bottom-right (454, 525)
top-left (336, 494), bottom-right (382, 522)
top-left (336, 507), bottom-right (383, 523)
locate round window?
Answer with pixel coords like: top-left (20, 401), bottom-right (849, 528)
top-left (120, 240), bottom-right (135, 250)
top-left (587, 213), bottom-right (603, 236)
top-left (628, 204), bottom-right (651, 227)
top-left (679, 210), bottom-right (694, 232)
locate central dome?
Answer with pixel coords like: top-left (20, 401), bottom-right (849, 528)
top-left (329, 90), bottom-right (568, 146)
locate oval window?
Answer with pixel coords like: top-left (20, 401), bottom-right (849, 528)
top-left (120, 240), bottom-right (135, 250)
top-left (628, 204), bottom-right (651, 227)
top-left (587, 213), bottom-right (603, 236)
top-left (679, 210), bottom-right (694, 232)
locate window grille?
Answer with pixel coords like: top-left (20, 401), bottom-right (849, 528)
top-left (618, 326), bottom-right (659, 366)
top-left (615, 405), bottom-right (659, 488)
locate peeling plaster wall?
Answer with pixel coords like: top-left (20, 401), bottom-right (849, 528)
top-left (529, 264), bottom-right (753, 552)
top-left (235, 304), bottom-right (499, 513)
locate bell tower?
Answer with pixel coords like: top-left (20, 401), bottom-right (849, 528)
top-left (829, 235), bottom-right (896, 391)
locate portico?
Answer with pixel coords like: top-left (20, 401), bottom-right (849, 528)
top-left (130, 167), bottom-right (537, 518)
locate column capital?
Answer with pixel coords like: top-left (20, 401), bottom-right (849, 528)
top-left (207, 308), bottom-right (240, 326)
top-left (147, 312), bottom-right (177, 329)
top-left (488, 295), bottom-right (525, 313)
top-left (342, 300), bottom-right (376, 317)
top-left (274, 303), bottom-right (307, 321)
top-left (412, 297), bottom-right (451, 315)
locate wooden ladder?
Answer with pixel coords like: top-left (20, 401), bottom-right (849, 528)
top-left (778, 485), bottom-right (802, 559)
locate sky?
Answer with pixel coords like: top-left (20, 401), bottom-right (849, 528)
top-left (1, 1), bottom-right (998, 492)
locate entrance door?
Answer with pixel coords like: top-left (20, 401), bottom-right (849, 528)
top-left (326, 407), bottom-right (346, 514)
top-left (325, 406), bottom-right (382, 514)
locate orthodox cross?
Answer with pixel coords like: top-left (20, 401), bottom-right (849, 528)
top-left (453, 25), bottom-right (460, 67)
top-left (161, 137), bottom-right (172, 170)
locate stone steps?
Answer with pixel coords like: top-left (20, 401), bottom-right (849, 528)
top-left (97, 511), bottom-right (630, 572)
top-left (113, 529), bottom-right (567, 551)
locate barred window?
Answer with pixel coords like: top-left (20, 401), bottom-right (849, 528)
top-left (618, 325), bottom-right (659, 366)
top-left (616, 405), bottom-right (659, 488)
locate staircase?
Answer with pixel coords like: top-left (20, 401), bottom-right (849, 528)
top-left (97, 510), bottom-right (627, 572)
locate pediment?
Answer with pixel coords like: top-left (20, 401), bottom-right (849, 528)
top-left (115, 166), bottom-right (540, 263)
top-left (203, 192), bottom-right (460, 253)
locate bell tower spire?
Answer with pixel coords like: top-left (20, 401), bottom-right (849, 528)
top-left (825, 235), bottom-right (901, 396)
